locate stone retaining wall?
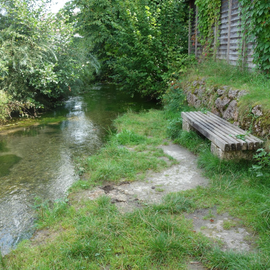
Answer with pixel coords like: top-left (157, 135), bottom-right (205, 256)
top-left (182, 78), bottom-right (269, 138)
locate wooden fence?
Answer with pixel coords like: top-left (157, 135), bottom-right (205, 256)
top-left (188, 0), bottom-right (255, 69)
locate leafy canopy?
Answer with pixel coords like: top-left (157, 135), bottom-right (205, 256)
top-left (0, 0), bottom-right (85, 121)
top-left (70, 0), bottom-right (189, 98)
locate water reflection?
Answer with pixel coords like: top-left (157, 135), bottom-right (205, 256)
top-left (0, 84), bottom-right (159, 255)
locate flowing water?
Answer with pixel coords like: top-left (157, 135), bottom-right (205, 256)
top-left (0, 84), bottom-right (159, 255)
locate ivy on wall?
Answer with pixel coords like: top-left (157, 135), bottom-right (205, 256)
top-left (194, 0), bottom-right (221, 58)
top-left (193, 0), bottom-right (270, 74)
top-left (239, 0), bottom-right (270, 74)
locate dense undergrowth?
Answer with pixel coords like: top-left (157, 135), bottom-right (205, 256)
top-left (1, 84), bottom-right (270, 269)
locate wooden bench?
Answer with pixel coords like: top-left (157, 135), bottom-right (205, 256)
top-left (181, 111), bottom-right (264, 159)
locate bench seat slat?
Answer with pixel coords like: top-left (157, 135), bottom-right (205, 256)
top-left (181, 111), bottom-right (264, 153)
top-left (192, 112), bottom-right (250, 150)
top-left (190, 112), bottom-right (244, 150)
top-left (182, 112), bottom-right (231, 151)
top-left (207, 112), bottom-right (263, 143)
top-left (186, 112), bottom-right (240, 150)
top-left (193, 112), bottom-right (247, 150)
top-left (201, 112), bottom-right (264, 150)
top-left (204, 112), bottom-right (263, 146)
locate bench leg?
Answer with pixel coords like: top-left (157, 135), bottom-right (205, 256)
top-left (182, 120), bottom-right (195, 132)
top-left (211, 143), bottom-right (226, 159)
top-left (211, 142), bottom-right (254, 160)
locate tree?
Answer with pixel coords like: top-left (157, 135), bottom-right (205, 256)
top-left (0, 0), bottom-right (83, 121)
top-left (70, 0), bottom-right (188, 98)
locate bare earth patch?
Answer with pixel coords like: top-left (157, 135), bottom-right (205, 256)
top-left (185, 208), bottom-right (254, 252)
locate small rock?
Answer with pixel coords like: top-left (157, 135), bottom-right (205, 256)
top-left (228, 89), bottom-right (239, 99)
top-left (262, 129), bottom-right (268, 137)
top-left (211, 108), bottom-right (221, 117)
top-left (109, 193), bottom-right (127, 202)
top-left (194, 99), bottom-right (201, 109)
top-left (223, 100), bottom-right (238, 121)
top-left (215, 97), bottom-right (231, 111)
top-left (193, 81), bottom-right (198, 87)
top-left (217, 89), bottom-right (225, 96)
top-left (252, 105), bottom-right (263, 117)
top-left (102, 185), bottom-right (114, 194)
top-left (87, 188), bottom-right (106, 200)
top-left (199, 79), bottom-right (205, 85)
top-left (187, 93), bottom-right (197, 106)
top-left (197, 86), bottom-right (206, 98)
top-left (202, 97), bottom-right (208, 106)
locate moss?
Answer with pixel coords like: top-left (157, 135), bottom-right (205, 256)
top-left (0, 116), bottom-right (67, 134)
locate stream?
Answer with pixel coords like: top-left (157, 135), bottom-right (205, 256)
top-left (0, 84), bottom-right (158, 255)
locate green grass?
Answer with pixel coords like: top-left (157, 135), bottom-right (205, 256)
top-left (176, 135), bottom-right (270, 258)
top-left (164, 93), bottom-right (270, 256)
top-left (185, 59), bottom-right (270, 110)
top-left (0, 196), bottom-right (213, 270)
top-left (70, 109), bottom-right (177, 192)
top-left (1, 107), bottom-right (270, 269)
top-left (114, 109), bottom-right (168, 145)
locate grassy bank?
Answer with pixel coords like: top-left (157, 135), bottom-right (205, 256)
top-left (183, 60), bottom-right (270, 111)
top-left (1, 101), bottom-right (270, 269)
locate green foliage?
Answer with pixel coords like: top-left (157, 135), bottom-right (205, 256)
top-left (163, 80), bottom-right (189, 117)
top-left (239, 0), bottom-right (270, 74)
top-left (194, 0), bottom-right (270, 73)
top-left (0, 0), bottom-right (87, 121)
top-left (195, 0), bottom-right (221, 58)
top-left (175, 130), bottom-right (209, 154)
top-left (33, 197), bottom-right (70, 228)
top-left (114, 109), bottom-right (168, 143)
top-left (0, 90), bottom-right (11, 122)
top-left (166, 118), bottom-right (183, 140)
top-left (204, 248), bottom-right (269, 270)
top-left (71, 0), bottom-right (189, 98)
top-left (250, 148), bottom-right (270, 178)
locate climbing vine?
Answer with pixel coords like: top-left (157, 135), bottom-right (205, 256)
top-left (239, 0), bottom-right (270, 74)
top-left (194, 0), bottom-right (221, 58)
top-left (193, 0), bottom-right (269, 74)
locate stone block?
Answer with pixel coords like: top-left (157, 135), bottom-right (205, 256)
top-left (215, 97), bottom-right (231, 112)
top-left (217, 89), bottom-right (225, 96)
top-left (223, 100), bottom-right (238, 121)
top-left (228, 89), bottom-right (239, 99)
top-left (252, 105), bottom-right (263, 117)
